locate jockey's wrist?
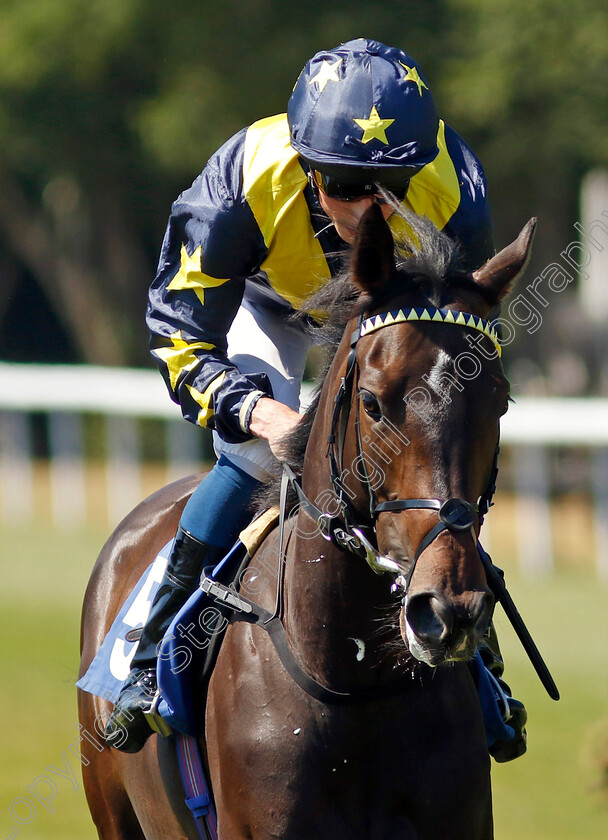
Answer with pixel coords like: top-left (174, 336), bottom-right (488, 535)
top-left (239, 390), bottom-right (267, 435)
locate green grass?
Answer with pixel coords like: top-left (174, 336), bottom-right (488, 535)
top-left (491, 571), bottom-right (608, 839)
top-left (0, 525), bottom-right (108, 840)
top-left (0, 524), bottom-right (607, 839)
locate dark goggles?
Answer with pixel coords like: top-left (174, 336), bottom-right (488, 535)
top-left (311, 169), bottom-right (410, 202)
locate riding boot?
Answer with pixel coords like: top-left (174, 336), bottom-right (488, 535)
top-left (104, 527), bottom-right (211, 753)
top-left (478, 622), bottom-right (528, 762)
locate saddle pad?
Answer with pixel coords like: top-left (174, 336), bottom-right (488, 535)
top-left (239, 505), bottom-right (280, 556)
top-left (77, 537), bottom-right (246, 736)
top-left (76, 550), bottom-right (215, 736)
top-left (76, 542), bottom-right (172, 701)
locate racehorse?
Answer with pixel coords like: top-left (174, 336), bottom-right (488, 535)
top-left (78, 203), bottom-right (536, 839)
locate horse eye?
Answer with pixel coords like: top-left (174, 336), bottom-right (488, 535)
top-left (360, 389), bottom-right (382, 420)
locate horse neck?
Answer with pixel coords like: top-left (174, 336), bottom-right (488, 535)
top-left (282, 336), bottom-right (401, 691)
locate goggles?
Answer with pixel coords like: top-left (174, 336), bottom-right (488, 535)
top-left (310, 169), bottom-right (410, 202)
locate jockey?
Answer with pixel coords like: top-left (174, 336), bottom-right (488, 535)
top-left (104, 37), bottom-right (525, 759)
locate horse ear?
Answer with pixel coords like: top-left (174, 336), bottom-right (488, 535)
top-left (351, 203), bottom-right (395, 294)
top-left (472, 218), bottom-right (537, 304)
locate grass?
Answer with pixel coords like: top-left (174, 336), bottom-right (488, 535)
top-left (490, 570), bottom-right (608, 839)
top-left (0, 525), bottom-right (107, 840)
top-left (0, 523), bottom-right (606, 839)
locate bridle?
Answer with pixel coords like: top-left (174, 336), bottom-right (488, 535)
top-left (285, 305), bottom-right (502, 590)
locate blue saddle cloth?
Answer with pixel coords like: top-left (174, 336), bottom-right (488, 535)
top-left (76, 543), bottom-right (171, 700)
top-left (77, 540), bottom-right (244, 736)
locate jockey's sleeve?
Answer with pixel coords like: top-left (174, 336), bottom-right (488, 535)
top-left (147, 128), bottom-right (272, 444)
top-left (441, 124), bottom-right (495, 271)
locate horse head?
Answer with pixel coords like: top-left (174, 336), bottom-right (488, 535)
top-left (339, 203), bottom-right (536, 668)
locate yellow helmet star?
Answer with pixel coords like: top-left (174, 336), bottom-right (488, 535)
top-left (399, 63), bottom-right (429, 96)
top-left (353, 106), bottom-right (395, 145)
top-left (308, 58), bottom-right (342, 92)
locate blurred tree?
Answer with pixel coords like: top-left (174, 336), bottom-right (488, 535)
top-left (0, 0), bottom-right (155, 363)
top-left (0, 0), bottom-right (446, 365)
top-left (439, 0), bottom-right (608, 257)
top-left (0, 0), bottom-right (605, 368)
top-left (437, 0), bottom-right (608, 388)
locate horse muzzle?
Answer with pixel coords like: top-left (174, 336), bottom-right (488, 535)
top-left (401, 588), bottom-right (494, 667)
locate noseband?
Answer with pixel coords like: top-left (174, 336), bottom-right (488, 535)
top-left (285, 306), bottom-right (501, 589)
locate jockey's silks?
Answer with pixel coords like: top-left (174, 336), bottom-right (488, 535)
top-left (147, 114), bottom-right (493, 443)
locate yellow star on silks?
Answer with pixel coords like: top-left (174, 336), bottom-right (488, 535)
top-left (152, 330), bottom-right (214, 390)
top-left (308, 58), bottom-right (342, 92)
top-left (399, 62), bottom-right (429, 96)
top-left (353, 106), bottom-right (395, 145)
top-left (167, 244), bottom-right (229, 305)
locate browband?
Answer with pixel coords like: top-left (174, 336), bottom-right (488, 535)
top-left (359, 307), bottom-right (502, 357)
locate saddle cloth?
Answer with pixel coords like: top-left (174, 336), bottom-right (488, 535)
top-left (76, 543), bottom-right (171, 701)
top-left (75, 508), bottom-right (279, 710)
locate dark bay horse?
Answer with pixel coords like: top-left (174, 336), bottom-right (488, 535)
top-left (78, 205), bottom-right (536, 839)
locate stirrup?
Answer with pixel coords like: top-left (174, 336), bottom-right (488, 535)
top-left (104, 669), bottom-right (159, 752)
top-left (144, 688), bottom-right (173, 738)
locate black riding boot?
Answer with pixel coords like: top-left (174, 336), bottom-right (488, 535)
top-left (104, 527), bottom-right (211, 753)
top-left (479, 623), bottom-right (528, 762)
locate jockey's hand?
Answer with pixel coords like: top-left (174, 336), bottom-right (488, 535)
top-left (249, 397), bottom-right (302, 461)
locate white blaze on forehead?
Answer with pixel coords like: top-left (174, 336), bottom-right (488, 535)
top-left (423, 349), bottom-right (455, 395)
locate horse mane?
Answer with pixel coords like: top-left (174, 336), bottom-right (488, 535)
top-left (255, 205), bottom-right (464, 507)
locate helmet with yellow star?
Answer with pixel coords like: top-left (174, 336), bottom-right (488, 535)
top-left (288, 38), bottom-right (439, 189)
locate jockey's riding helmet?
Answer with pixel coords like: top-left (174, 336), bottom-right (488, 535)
top-left (288, 38), bottom-right (439, 192)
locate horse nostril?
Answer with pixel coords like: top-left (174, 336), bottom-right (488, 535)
top-left (405, 592), bottom-right (452, 644)
top-left (405, 590), bottom-right (494, 647)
